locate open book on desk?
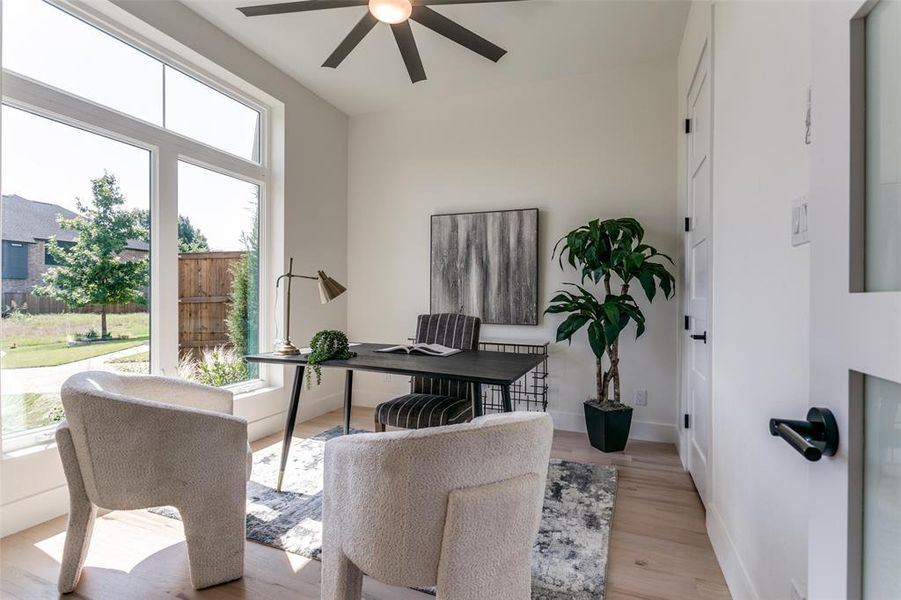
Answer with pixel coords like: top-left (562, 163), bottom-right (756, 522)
top-left (375, 343), bottom-right (461, 357)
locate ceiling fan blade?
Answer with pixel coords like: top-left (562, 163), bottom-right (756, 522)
top-left (416, 0), bottom-right (526, 5)
top-left (238, 0), bottom-right (367, 17)
top-left (391, 21), bottom-right (427, 83)
top-left (323, 12), bottom-right (378, 68)
top-left (411, 5), bottom-right (505, 62)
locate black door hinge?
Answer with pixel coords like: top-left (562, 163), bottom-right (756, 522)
top-left (684, 315), bottom-right (691, 331)
top-left (684, 414), bottom-right (690, 429)
top-left (684, 118), bottom-right (692, 134)
top-left (684, 217), bottom-right (691, 232)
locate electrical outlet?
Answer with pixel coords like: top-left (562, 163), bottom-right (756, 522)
top-left (634, 389), bottom-right (648, 406)
top-left (790, 579), bottom-right (806, 600)
top-left (792, 195), bottom-right (809, 246)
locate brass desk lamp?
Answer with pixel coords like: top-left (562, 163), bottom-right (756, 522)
top-left (275, 257), bottom-right (347, 355)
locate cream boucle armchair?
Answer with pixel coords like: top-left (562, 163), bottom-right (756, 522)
top-left (321, 411), bottom-right (553, 600)
top-left (56, 371), bottom-right (251, 593)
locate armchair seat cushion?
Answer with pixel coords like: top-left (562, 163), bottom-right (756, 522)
top-left (375, 394), bottom-right (472, 429)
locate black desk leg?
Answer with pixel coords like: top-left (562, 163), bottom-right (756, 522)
top-left (277, 365), bottom-right (305, 492)
top-left (500, 384), bottom-right (513, 412)
top-left (471, 382), bottom-right (483, 418)
top-left (343, 370), bottom-right (354, 435)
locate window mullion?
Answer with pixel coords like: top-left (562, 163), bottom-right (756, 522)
top-left (151, 147), bottom-right (180, 377)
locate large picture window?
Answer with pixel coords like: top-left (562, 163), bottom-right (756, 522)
top-left (1, 0), bottom-right (270, 447)
top-left (1, 106), bottom-right (152, 438)
top-left (2, 0), bottom-right (261, 163)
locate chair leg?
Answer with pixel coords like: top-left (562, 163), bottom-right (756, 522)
top-left (58, 494), bottom-right (97, 594)
top-left (180, 492), bottom-right (245, 589)
top-left (374, 417), bottom-right (386, 433)
top-left (321, 546), bottom-right (364, 600)
top-left (56, 424), bottom-right (97, 594)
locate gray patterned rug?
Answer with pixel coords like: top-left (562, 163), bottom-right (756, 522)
top-left (151, 426), bottom-right (616, 599)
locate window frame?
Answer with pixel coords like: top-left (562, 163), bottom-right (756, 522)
top-left (43, 240), bottom-right (75, 266)
top-left (1, 0), bottom-right (277, 450)
top-left (2, 0), bottom-right (265, 164)
top-left (1, 241), bottom-right (29, 280)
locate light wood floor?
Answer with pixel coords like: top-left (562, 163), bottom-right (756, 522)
top-left (0, 407), bottom-right (730, 599)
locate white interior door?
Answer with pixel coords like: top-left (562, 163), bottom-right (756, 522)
top-left (809, 1), bottom-right (901, 597)
top-left (684, 43), bottom-right (712, 506)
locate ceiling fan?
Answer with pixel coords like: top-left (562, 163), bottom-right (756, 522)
top-left (237, 0), bottom-right (526, 83)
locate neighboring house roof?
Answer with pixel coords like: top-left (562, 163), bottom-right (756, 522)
top-left (1, 194), bottom-right (149, 251)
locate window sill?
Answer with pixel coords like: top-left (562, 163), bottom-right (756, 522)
top-left (3, 434), bottom-right (57, 460)
top-left (233, 382), bottom-right (281, 401)
top-left (2, 425), bottom-right (58, 458)
top-left (1, 381), bottom-right (282, 457)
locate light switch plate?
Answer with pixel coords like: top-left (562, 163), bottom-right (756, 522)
top-left (792, 195), bottom-right (809, 247)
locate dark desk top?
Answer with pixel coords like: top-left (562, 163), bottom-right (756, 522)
top-left (246, 342), bottom-right (546, 386)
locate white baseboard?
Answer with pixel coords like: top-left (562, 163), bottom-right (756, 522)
top-left (706, 504), bottom-right (759, 600)
top-left (0, 484), bottom-right (69, 538)
top-left (548, 409), bottom-right (677, 444)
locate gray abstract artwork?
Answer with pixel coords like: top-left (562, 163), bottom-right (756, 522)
top-left (431, 209), bottom-right (538, 325)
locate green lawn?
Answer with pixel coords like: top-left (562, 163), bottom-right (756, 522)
top-left (1, 392), bottom-right (64, 435)
top-left (1, 337), bottom-right (149, 369)
top-left (108, 350), bottom-right (149, 364)
top-left (0, 312), bottom-right (149, 369)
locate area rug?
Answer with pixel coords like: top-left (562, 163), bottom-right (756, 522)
top-left (151, 426), bottom-right (616, 599)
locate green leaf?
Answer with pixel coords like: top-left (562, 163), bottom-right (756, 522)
top-left (637, 270), bottom-right (657, 302)
top-left (658, 269), bottom-right (674, 299)
top-left (544, 304), bottom-right (571, 314)
top-left (602, 317), bottom-right (625, 345)
top-left (602, 302), bottom-right (620, 325)
top-left (556, 313), bottom-right (590, 343)
top-left (627, 252), bottom-right (645, 270)
top-left (587, 320), bottom-right (607, 359)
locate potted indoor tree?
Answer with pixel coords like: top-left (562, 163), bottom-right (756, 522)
top-left (546, 217), bottom-right (675, 452)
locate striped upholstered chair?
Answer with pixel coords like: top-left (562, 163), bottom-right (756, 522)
top-left (374, 313), bottom-right (481, 432)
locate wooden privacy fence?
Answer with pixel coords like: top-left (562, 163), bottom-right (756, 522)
top-left (178, 251), bottom-right (245, 354)
top-left (4, 252), bottom-right (245, 355)
top-left (2, 293), bottom-right (144, 315)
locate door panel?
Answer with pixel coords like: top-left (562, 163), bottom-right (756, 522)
top-left (810, 1), bottom-right (901, 597)
top-left (685, 43), bottom-right (712, 505)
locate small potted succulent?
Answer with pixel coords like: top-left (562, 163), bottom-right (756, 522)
top-left (305, 330), bottom-right (356, 388)
top-left (546, 218), bottom-right (675, 452)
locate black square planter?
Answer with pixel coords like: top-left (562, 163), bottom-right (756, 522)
top-left (583, 401), bottom-right (633, 453)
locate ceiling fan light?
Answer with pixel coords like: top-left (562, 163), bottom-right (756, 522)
top-left (369, 0), bottom-right (412, 24)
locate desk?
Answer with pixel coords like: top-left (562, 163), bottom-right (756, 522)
top-left (246, 343), bottom-right (546, 490)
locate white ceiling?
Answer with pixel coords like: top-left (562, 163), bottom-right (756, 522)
top-left (182, 0), bottom-right (690, 115)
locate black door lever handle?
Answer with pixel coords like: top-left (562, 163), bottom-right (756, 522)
top-left (690, 332), bottom-right (707, 344)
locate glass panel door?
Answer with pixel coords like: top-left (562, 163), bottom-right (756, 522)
top-left (865, 0), bottom-right (901, 291)
top-left (863, 375), bottom-right (901, 597)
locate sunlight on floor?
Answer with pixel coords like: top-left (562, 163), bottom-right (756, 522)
top-left (34, 513), bottom-right (189, 574)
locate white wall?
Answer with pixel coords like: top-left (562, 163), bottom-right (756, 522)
top-left (347, 62), bottom-right (680, 441)
top-left (685, 2), bottom-right (813, 598)
top-left (0, 0), bottom-right (348, 537)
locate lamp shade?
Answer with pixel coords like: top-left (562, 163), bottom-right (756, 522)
top-left (317, 270), bottom-right (347, 304)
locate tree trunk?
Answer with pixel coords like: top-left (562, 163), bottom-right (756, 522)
top-left (609, 339), bottom-right (620, 404)
top-left (611, 282), bottom-right (629, 404)
top-left (596, 357), bottom-right (605, 403)
top-left (100, 307), bottom-right (108, 339)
